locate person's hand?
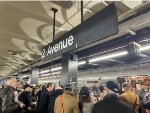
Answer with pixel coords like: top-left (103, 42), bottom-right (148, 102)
top-left (28, 107), bottom-right (32, 111)
top-left (18, 102), bottom-right (25, 108)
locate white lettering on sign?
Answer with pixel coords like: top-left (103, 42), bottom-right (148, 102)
top-left (42, 35), bottom-right (74, 59)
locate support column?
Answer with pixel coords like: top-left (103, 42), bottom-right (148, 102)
top-left (60, 52), bottom-right (78, 94)
top-left (30, 68), bottom-right (39, 84)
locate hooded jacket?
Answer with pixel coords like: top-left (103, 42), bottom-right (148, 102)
top-left (19, 91), bottom-right (31, 112)
top-left (92, 93), bottom-right (134, 113)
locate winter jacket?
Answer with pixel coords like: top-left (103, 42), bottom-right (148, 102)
top-left (92, 93), bottom-right (134, 113)
top-left (47, 89), bottom-right (64, 113)
top-left (19, 91), bottom-right (31, 112)
top-left (30, 94), bottom-right (38, 112)
top-left (0, 85), bottom-right (19, 113)
top-left (38, 89), bottom-right (50, 113)
top-left (54, 91), bottom-right (81, 113)
top-left (120, 91), bottom-right (140, 113)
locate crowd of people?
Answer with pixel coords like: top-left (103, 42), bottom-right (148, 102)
top-left (0, 76), bottom-right (150, 113)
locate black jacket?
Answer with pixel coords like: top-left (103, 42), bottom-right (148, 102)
top-left (92, 93), bottom-right (134, 113)
top-left (30, 94), bottom-right (38, 112)
top-left (47, 89), bottom-right (64, 113)
top-left (19, 91), bottom-right (31, 111)
top-left (38, 89), bottom-right (50, 113)
top-left (0, 86), bottom-right (19, 113)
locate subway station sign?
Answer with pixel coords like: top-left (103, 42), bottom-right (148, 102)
top-left (42, 3), bottom-right (118, 61)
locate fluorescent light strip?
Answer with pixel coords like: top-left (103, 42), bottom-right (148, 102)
top-left (51, 66), bottom-right (62, 72)
top-left (23, 75), bottom-right (30, 78)
top-left (50, 61), bottom-right (86, 72)
top-left (78, 61), bottom-right (86, 65)
top-left (89, 51), bottom-right (128, 63)
top-left (140, 45), bottom-right (150, 51)
top-left (40, 70), bottom-right (49, 74)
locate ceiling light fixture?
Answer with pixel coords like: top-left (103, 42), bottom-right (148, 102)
top-left (78, 61), bottom-right (86, 65)
top-left (40, 70), bottom-right (50, 74)
top-left (51, 66), bottom-right (62, 72)
top-left (23, 74), bottom-right (30, 78)
top-left (89, 51), bottom-right (128, 63)
top-left (50, 61), bottom-right (86, 72)
top-left (140, 45), bottom-right (150, 51)
top-left (126, 29), bottom-right (136, 35)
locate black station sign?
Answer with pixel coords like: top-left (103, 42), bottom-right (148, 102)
top-left (42, 3), bottom-right (118, 61)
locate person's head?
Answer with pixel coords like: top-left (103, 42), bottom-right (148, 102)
top-left (47, 82), bottom-right (55, 92)
top-left (32, 88), bottom-right (38, 96)
top-left (99, 86), bottom-right (108, 99)
top-left (140, 82), bottom-right (147, 91)
top-left (100, 81), bottom-right (120, 97)
top-left (42, 85), bottom-right (46, 91)
top-left (123, 82), bottom-right (132, 92)
top-left (79, 86), bottom-right (91, 103)
top-left (5, 77), bottom-right (18, 89)
top-left (24, 83), bottom-right (31, 92)
top-left (64, 83), bottom-right (75, 93)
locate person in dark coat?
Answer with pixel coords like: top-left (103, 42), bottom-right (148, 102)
top-left (37, 85), bottom-right (46, 110)
top-left (92, 81), bottom-right (134, 113)
top-left (19, 83), bottom-right (32, 113)
top-left (38, 82), bottom-right (55, 113)
top-left (47, 86), bottom-right (64, 113)
top-left (30, 87), bottom-right (39, 113)
top-left (0, 77), bottom-right (25, 113)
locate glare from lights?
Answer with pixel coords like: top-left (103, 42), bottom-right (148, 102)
top-left (50, 61), bottom-right (86, 72)
top-left (23, 75), bottom-right (30, 78)
top-left (89, 51), bottom-right (128, 63)
top-left (40, 70), bottom-right (49, 74)
top-left (51, 66), bottom-right (62, 72)
top-left (78, 61), bottom-right (86, 65)
top-left (140, 45), bottom-right (150, 51)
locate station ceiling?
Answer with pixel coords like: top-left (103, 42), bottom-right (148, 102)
top-left (0, 1), bottom-right (149, 76)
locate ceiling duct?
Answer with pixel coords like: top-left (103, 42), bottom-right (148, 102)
top-left (51, 1), bottom-right (75, 9)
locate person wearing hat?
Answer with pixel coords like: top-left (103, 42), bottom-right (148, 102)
top-left (54, 83), bottom-right (81, 113)
top-left (92, 81), bottom-right (134, 113)
top-left (120, 82), bottom-right (140, 113)
top-left (19, 83), bottom-right (32, 113)
top-left (79, 86), bottom-right (95, 113)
